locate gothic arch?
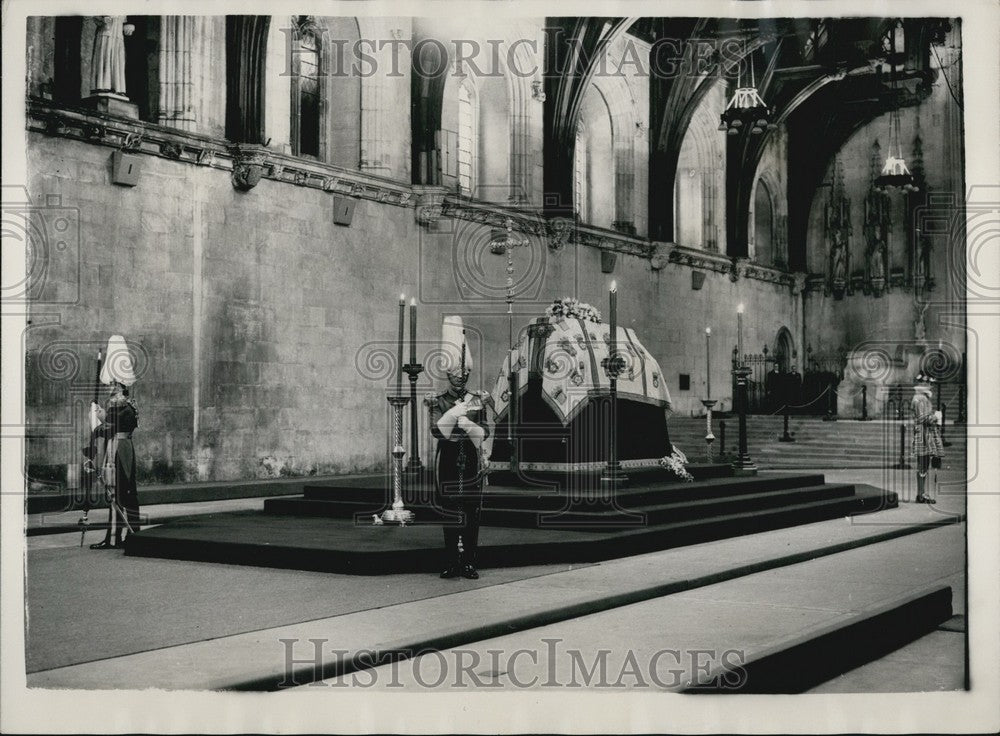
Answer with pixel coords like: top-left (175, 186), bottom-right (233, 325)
top-left (773, 326), bottom-right (796, 372)
top-left (672, 79), bottom-right (726, 250)
top-left (266, 16), bottom-right (362, 166)
top-left (439, 51), bottom-right (519, 202)
top-left (575, 83), bottom-right (615, 229)
top-left (589, 70), bottom-right (637, 232)
top-left (750, 177), bottom-right (775, 264)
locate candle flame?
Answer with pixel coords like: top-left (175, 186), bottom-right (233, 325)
top-left (610, 280), bottom-right (617, 292)
top-left (737, 303), bottom-right (745, 314)
top-left (706, 327), bottom-right (711, 335)
top-left (399, 293), bottom-right (405, 302)
top-left (410, 297), bottom-right (416, 306)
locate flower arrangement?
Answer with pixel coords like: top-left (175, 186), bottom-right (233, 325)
top-left (546, 297), bottom-right (603, 324)
top-left (659, 447), bottom-right (694, 482)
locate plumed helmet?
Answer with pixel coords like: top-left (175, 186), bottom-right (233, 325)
top-left (440, 315), bottom-right (471, 377)
top-left (100, 334), bottom-right (136, 386)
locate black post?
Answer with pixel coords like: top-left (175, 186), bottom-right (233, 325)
top-left (403, 363), bottom-right (424, 476)
top-left (732, 366), bottom-right (757, 475)
top-left (779, 401), bottom-right (794, 442)
top-left (823, 382), bottom-right (836, 421)
top-left (601, 356), bottom-right (628, 487)
top-left (941, 405), bottom-right (951, 447)
top-left (861, 384), bottom-right (869, 421)
top-left (509, 370), bottom-right (519, 474)
top-left (894, 423), bottom-right (911, 469)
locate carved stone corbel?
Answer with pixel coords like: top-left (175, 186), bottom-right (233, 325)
top-left (649, 242), bottom-right (673, 271)
top-left (546, 216), bottom-right (575, 252)
top-left (729, 257), bottom-right (748, 282)
top-left (159, 141), bottom-right (182, 159)
top-left (230, 144), bottom-right (268, 191)
top-left (413, 186), bottom-right (446, 226)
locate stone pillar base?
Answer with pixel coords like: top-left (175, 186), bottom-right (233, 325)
top-left (82, 94), bottom-right (139, 120)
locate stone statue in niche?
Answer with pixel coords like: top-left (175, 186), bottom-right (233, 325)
top-left (825, 158), bottom-right (851, 300)
top-left (869, 244), bottom-right (885, 285)
top-left (864, 184), bottom-right (892, 297)
top-left (916, 229), bottom-right (935, 291)
top-left (90, 16), bottom-right (133, 96)
top-left (830, 230), bottom-right (847, 288)
top-left (914, 300), bottom-right (928, 344)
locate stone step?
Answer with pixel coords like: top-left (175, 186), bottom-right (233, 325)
top-left (126, 485), bottom-right (895, 575)
top-left (685, 585), bottom-right (953, 692)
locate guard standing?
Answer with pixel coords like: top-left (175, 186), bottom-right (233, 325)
top-left (425, 316), bottom-right (495, 579)
top-left (911, 373), bottom-right (943, 504)
top-left (88, 334), bottom-right (140, 549)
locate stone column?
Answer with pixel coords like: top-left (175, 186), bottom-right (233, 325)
top-left (358, 19), bottom-right (410, 179)
top-left (157, 16), bottom-right (196, 131)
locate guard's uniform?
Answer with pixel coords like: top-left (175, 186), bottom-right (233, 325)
top-left (99, 394), bottom-right (140, 535)
top-left (910, 378), bottom-right (943, 504)
top-left (426, 388), bottom-right (494, 567)
top-left (911, 391), bottom-right (943, 459)
top-left (89, 334), bottom-right (140, 549)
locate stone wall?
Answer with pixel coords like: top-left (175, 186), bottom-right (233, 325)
top-left (25, 130), bottom-right (800, 485)
top-left (803, 33), bottom-right (965, 367)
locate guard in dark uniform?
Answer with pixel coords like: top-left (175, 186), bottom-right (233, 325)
top-left (426, 316), bottom-right (495, 579)
top-left (88, 334), bottom-right (140, 549)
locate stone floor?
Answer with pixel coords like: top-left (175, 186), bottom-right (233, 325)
top-left (23, 467), bottom-right (966, 691)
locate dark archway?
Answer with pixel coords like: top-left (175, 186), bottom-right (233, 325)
top-left (773, 326), bottom-right (796, 372)
top-left (753, 178), bottom-right (774, 265)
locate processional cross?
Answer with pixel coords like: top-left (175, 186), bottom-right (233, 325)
top-left (489, 217), bottom-right (529, 464)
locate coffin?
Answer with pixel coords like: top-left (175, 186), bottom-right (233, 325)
top-left (488, 316), bottom-right (673, 470)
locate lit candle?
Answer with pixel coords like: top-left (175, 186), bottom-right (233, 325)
top-left (706, 327), bottom-right (712, 399)
top-left (737, 303), bottom-right (745, 365)
top-left (409, 298), bottom-right (417, 365)
top-left (609, 281), bottom-right (618, 378)
top-left (396, 294), bottom-right (405, 395)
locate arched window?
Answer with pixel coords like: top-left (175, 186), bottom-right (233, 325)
top-left (291, 18), bottom-right (322, 158)
top-left (457, 79), bottom-right (478, 195)
top-left (752, 178), bottom-right (774, 265)
top-left (574, 126), bottom-right (588, 219)
top-left (672, 80), bottom-right (726, 251)
top-left (675, 168), bottom-right (705, 248)
top-left (575, 84), bottom-right (614, 229)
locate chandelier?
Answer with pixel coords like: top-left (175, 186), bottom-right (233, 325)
top-left (874, 30), bottom-right (919, 192)
top-left (719, 44), bottom-right (771, 136)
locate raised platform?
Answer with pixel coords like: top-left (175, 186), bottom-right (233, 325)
top-left (125, 469), bottom-right (897, 574)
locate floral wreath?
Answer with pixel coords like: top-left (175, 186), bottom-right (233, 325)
top-left (545, 297), bottom-right (603, 324)
top-left (659, 447), bottom-right (693, 482)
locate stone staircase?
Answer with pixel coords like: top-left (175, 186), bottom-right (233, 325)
top-left (668, 415), bottom-right (966, 470)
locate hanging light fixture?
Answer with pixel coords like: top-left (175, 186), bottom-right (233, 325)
top-left (720, 42), bottom-right (770, 136)
top-left (875, 24), bottom-right (919, 193)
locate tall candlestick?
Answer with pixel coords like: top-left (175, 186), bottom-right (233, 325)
top-left (609, 280), bottom-right (618, 358)
top-left (737, 303), bottom-right (744, 366)
top-left (396, 294), bottom-right (405, 396)
top-left (602, 279), bottom-right (627, 487)
top-left (409, 298), bottom-right (417, 365)
top-left (706, 327), bottom-right (712, 399)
